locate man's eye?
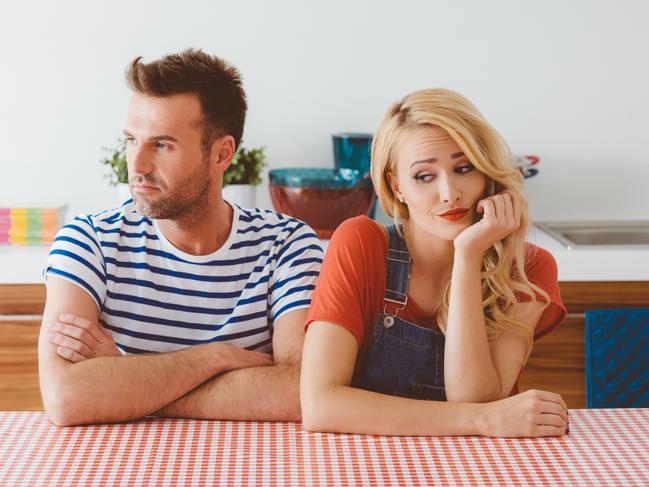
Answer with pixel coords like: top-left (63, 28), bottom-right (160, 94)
top-left (156, 142), bottom-right (169, 150)
top-left (125, 137), bottom-right (137, 146)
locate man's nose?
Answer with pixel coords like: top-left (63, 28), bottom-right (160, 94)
top-left (128, 145), bottom-right (153, 176)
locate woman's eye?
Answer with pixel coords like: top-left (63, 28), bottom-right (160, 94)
top-left (456, 164), bottom-right (474, 174)
top-left (414, 173), bottom-right (434, 183)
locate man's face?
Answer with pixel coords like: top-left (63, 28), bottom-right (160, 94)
top-left (123, 92), bottom-right (212, 220)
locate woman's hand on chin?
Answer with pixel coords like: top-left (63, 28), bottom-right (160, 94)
top-left (453, 190), bottom-right (522, 258)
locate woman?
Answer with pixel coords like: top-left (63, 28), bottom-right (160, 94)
top-left (300, 88), bottom-right (568, 437)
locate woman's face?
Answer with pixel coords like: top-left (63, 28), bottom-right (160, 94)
top-left (389, 126), bottom-right (488, 242)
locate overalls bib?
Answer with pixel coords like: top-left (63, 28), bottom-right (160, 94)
top-left (352, 224), bottom-right (447, 401)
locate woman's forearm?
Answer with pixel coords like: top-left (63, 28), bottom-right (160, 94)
top-left (302, 384), bottom-right (485, 436)
top-left (444, 252), bottom-right (502, 402)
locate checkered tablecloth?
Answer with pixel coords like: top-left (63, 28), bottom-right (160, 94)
top-left (0, 409), bottom-right (647, 486)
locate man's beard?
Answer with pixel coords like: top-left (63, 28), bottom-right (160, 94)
top-left (130, 158), bottom-right (212, 221)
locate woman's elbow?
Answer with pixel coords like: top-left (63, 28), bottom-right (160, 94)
top-left (300, 388), bottom-right (336, 432)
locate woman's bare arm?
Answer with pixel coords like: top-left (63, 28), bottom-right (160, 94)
top-left (300, 320), bottom-right (567, 437)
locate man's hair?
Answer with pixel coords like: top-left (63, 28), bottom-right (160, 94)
top-left (125, 48), bottom-right (247, 154)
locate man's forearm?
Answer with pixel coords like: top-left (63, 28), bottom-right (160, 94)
top-left (43, 343), bottom-right (231, 426)
top-left (444, 253), bottom-right (502, 402)
top-left (157, 362), bottom-right (301, 421)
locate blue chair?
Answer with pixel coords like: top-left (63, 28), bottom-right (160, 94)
top-left (585, 308), bottom-right (649, 408)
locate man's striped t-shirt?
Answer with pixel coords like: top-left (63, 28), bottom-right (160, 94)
top-left (44, 200), bottom-right (324, 354)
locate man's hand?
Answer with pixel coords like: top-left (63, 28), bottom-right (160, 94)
top-left (47, 313), bottom-right (121, 362)
top-left (47, 312), bottom-right (275, 369)
top-left (213, 343), bottom-right (275, 372)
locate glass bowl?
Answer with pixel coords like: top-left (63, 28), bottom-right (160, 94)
top-left (269, 168), bottom-right (375, 239)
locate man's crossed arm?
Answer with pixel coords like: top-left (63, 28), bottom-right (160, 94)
top-left (39, 276), bottom-right (306, 426)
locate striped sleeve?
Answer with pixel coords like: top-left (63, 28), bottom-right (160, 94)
top-left (268, 221), bottom-right (323, 323)
top-left (44, 215), bottom-right (107, 311)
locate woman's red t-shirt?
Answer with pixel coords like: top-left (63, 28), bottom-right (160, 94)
top-left (306, 216), bottom-right (567, 355)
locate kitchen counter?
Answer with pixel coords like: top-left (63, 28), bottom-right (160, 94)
top-left (1, 225), bottom-right (648, 284)
top-left (525, 225), bottom-right (649, 281)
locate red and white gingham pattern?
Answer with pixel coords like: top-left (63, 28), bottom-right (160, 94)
top-left (0, 408), bottom-right (647, 486)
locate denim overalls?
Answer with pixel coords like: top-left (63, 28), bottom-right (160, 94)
top-left (352, 224), bottom-right (447, 401)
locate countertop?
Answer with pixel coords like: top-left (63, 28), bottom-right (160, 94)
top-left (0, 225), bottom-right (648, 284)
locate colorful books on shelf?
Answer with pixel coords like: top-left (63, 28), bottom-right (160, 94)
top-left (0, 206), bottom-right (67, 246)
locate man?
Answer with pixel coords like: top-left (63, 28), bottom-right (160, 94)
top-left (38, 49), bottom-right (323, 426)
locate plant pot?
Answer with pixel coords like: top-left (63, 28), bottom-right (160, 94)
top-left (116, 183), bottom-right (131, 206)
top-left (222, 184), bottom-right (256, 208)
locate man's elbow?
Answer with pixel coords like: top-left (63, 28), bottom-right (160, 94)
top-left (42, 384), bottom-right (85, 427)
top-left (41, 370), bottom-right (96, 426)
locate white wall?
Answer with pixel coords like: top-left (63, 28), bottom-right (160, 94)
top-left (1, 0), bottom-right (648, 223)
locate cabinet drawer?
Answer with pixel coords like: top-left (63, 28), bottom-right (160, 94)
top-left (0, 320), bottom-right (43, 411)
top-left (519, 315), bottom-right (585, 408)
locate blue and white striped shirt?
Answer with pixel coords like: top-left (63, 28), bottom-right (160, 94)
top-left (45, 200), bottom-right (323, 354)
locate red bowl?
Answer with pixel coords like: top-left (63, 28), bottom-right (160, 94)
top-left (269, 185), bottom-right (375, 239)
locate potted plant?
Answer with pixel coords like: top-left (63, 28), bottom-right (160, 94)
top-left (222, 145), bottom-right (267, 208)
top-left (100, 138), bottom-right (130, 204)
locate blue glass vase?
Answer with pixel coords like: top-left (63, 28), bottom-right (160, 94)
top-left (332, 133), bottom-right (376, 218)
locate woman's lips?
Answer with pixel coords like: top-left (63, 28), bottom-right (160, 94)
top-left (438, 208), bottom-right (469, 221)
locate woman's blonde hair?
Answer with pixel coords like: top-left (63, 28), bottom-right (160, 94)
top-left (370, 88), bottom-right (549, 361)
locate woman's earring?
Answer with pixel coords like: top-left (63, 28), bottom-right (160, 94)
top-left (399, 196), bottom-right (405, 203)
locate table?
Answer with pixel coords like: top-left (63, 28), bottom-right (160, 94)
top-left (0, 409), bottom-right (647, 486)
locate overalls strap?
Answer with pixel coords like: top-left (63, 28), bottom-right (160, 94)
top-left (384, 224), bottom-right (412, 307)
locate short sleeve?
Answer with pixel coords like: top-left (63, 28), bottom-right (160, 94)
top-left (516, 244), bottom-right (567, 340)
top-left (268, 221), bottom-right (323, 323)
top-left (44, 215), bottom-right (107, 311)
top-left (305, 216), bottom-right (385, 346)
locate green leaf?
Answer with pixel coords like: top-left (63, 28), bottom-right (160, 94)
top-left (99, 137), bottom-right (128, 185)
top-left (223, 144), bottom-right (267, 187)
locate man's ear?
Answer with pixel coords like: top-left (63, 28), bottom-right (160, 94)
top-left (209, 135), bottom-right (236, 171)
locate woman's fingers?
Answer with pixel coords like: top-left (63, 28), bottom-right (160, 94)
top-left (480, 198), bottom-right (496, 220)
top-left (534, 389), bottom-right (568, 410)
top-left (512, 193), bottom-right (522, 226)
top-left (538, 411), bottom-right (567, 428)
top-left (539, 401), bottom-right (569, 423)
top-left (536, 425), bottom-right (567, 437)
top-left (504, 194), bottom-right (515, 225)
